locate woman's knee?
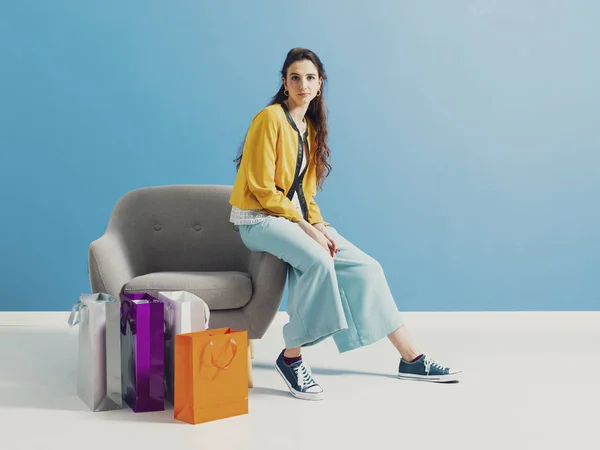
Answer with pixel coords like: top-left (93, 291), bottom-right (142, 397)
top-left (362, 256), bottom-right (384, 275)
top-left (311, 250), bottom-right (336, 273)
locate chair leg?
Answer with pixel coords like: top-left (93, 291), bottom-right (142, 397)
top-left (248, 340), bottom-right (254, 388)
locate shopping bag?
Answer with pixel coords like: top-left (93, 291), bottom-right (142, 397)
top-left (120, 292), bottom-right (165, 412)
top-left (158, 291), bottom-right (210, 404)
top-left (174, 327), bottom-right (248, 424)
top-left (68, 293), bottom-right (122, 412)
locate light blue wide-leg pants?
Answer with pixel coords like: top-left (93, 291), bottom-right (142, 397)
top-left (239, 216), bottom-right (404, 353)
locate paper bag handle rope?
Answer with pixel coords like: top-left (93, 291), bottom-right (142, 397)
top-left (120, 299), bottom-right (137, 335)
top-left (67, 294), bottom-right (117, 327)
top-left (207, 338), bottom-right (238, 370)
top-left (68, 301), bottom-right (87, 327)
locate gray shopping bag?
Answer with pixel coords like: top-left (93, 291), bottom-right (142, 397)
top-left (68, 293), bottom-right (122, 412)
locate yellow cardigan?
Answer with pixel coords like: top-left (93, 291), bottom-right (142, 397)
top-left (229, 103), bottom-right (329, 226)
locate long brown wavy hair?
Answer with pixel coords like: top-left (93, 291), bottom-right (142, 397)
top-left (233, 47), bottom-right (332, 191)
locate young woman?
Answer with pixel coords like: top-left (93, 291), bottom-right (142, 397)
top-left (230, 48), bottom-right (461, 401)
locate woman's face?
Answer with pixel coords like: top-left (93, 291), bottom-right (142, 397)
top-left (282, 60), bottom-right (322, 107)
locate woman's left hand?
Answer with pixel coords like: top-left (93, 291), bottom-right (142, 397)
top-left (313, 223), bottom-right (338, 257)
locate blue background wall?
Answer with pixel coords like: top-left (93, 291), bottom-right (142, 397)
top-left (1, 1), bottom-right (598, 311)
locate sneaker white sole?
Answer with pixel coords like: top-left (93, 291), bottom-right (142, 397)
top-left (398, 370), bottom-right (462, 383)
top-left (275, 364), bottom-right (324, 401)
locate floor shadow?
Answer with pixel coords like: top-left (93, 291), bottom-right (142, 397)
top-left (94, 403), bottom-right (185, 425)
top-left (249, 386), bottom-right (291, 398)
top-left (400, 379), bottom-right (460, 385)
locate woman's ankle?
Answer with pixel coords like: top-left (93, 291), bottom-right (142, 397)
top-left (402, 352), bottom-right (423, 363)
top-left (283, 347), bottom-right (301, 358)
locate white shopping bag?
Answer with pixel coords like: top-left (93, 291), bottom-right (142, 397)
top-left (68, 293), bottom-right (122, 412)
top-left (158, 290), bottom-right (210, 404)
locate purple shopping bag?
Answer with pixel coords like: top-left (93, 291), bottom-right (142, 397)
top-left (120, 292), bottom-right (165, 413)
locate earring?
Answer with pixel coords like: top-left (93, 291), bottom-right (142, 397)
top-left (284, 90), bottom-right (289, 97)
top-left (316, 90), bottom-right (321, 96)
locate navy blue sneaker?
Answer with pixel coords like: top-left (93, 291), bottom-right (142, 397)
top-left (275, 351), bottom-right (324, 400)
top-left (398, 355), bottom-right (461, 383)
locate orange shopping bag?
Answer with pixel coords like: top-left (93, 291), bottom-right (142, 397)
top-left (174, 327), bottom-right (248, 424)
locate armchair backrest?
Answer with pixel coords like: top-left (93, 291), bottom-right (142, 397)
top-left (106, 185), bottom-right (250, 274)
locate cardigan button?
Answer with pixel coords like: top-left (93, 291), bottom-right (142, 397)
top-left (194, 225), bottom-right (202, 231)
top-left (154, 224), bottom-right (161, 231)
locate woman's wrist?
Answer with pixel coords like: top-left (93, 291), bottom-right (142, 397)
top-left (298, 219), bottom-right (318, 236)
top-left (297, 218), bottom-right (311, 230)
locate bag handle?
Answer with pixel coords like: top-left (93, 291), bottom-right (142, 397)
top-left (206, 338), bottom-right (238, 370)
top-left (163, 301), bottom-right (174, 340)
top-left (67, 294), bottom-right (117, 327)
top-left (120, 299), bottom-right (137, 335)
top-left (67, 301), bottom-right (86, 327)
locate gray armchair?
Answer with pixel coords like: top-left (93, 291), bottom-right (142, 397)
top-left (88, 184), bottom-right (289, 386)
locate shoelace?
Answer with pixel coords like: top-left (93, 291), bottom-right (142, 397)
top-left (293, 361), bottom-right (316, 390)
top-left (424, 356), bottom-right (448, 374)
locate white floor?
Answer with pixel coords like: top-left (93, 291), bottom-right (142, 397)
top-left (1, 311), bottom-right (599, 450)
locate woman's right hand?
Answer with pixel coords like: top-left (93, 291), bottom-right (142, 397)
top-left (298, 220), bottom-right (336, 259)
top-left (312, 229), bottom-right (333, 255)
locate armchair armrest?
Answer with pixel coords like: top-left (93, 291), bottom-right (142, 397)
top-left (88, 231), bottom-right (138, 298)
